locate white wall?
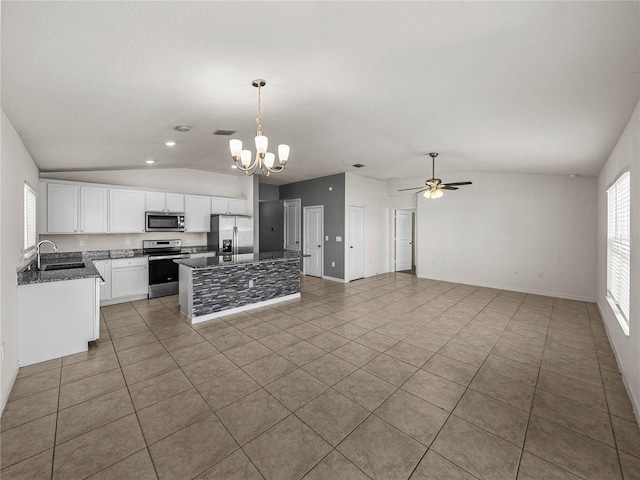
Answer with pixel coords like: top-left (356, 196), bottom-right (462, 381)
top-left (41, 169), bottom-right (254, 252)
top-left (345, 173), bottom-right (390, 280)
top-left (597, 100), bottom-right (640, 417)
top-left (1, 110), bottom-right (41, 412)
top-left (416, 172), bottom-right (597, 301)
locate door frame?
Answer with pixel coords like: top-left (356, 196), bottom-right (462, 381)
top-left (303, 205), bottom-right (324, 277)
top-left (283, 198), bottom-right (301, 252)
top-left (347, 205), bottom-right (365, 282)
top-left (392, 208), bottom-right (416, 274)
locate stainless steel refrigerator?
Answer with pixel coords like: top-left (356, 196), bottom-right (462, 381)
top-left (207, 215), bottom-right (254, 254)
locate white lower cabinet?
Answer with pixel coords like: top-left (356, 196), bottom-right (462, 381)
top-left (18, 277), bottom-right (100, 366)
top-left (110, 257), bottom-right (149, 300)
top-left (93, 260), bottom-right (112, 301)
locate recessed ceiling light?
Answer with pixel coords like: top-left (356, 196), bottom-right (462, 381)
top-left (569, 174), bottom-right (579, 177)
top-left (352, 163), bottom-right (365, 168)
top-left (174, 125), bottom-right (191, 132)
top-left (165, 141), bottom-right (176, 147)
top-left (146, 160), bottom-right (155, 164)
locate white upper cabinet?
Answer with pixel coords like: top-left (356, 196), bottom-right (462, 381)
top-left (211, 196), bottom-right (246, 215)
top-left (185, 194), bottom-right (211, 232)
top-left (145, 191), bottom-right (185, 212)
top-left (145, 191), bottom-right (165, 212)
top-left (80, 186), bottom-right (108, 233)
top-left (228, 198), bottom-right (246, 215)
top-left (42, 179), bottom-right (245, 235)
top-left (109, 189), bottom-right (145, 233)
top-left (166, 193), bottom-right (185, 212)
top-left (47, 183), bottom-right (78, 233)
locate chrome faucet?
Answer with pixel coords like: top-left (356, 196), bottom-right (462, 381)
top-left (36, 240), bottom-right (58, 270)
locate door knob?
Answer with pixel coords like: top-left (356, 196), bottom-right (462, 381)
top-left (350, 246), bottom-right (353, 249)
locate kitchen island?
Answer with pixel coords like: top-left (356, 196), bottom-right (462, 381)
top-left (175, 251), bottom-right (302, 324)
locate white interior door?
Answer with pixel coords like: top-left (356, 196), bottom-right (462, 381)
top-left (395, 210), bottom-right (413, 271)
top-left (349, 206), bottom-right (365, 280)
top-left (303, 206), bottom-right (323, 277)
top-left (284, 199), bottom-right (301, 251)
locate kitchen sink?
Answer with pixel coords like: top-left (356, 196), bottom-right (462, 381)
top-left (41, 262), bottom-right (86, 271)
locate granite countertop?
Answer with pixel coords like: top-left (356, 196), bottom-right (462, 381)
top-left (175, 251), bottom-right (302, 269)
top-left (16, 246), bottom-right (216, 285)
top-left (17, 257), bottom-right (103, 286)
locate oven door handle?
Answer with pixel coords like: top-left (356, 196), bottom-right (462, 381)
top-left (148, 254), bottom-right (189, 261)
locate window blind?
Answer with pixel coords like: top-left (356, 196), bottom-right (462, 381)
top-left (607, 171), bottom-right (630, 326)
top-left (24, 182), bottom-right (37, 257)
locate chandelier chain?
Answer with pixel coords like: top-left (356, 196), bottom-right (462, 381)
top-left (256, 84), bottom-right (263, 133)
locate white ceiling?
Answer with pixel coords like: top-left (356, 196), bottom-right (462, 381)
top-left (2, 2), bottom-right (639, 185)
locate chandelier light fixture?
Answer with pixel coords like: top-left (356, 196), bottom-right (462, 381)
top-left (229, 79), bottom-right (290, 177)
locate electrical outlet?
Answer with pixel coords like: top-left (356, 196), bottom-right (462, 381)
top-left (78, 239), bottom-right (86, 247)
top-left (332, 261), bottom-right (335, 267)
top-left (249, 279), bottom-right (254, 288)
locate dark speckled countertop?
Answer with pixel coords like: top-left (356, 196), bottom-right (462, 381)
top-left (17, 249), bottom-right (143, 285)
top-left (175, 251), bottom-right (303, 270)
top-left (17, 246), bottom-right (216, 285)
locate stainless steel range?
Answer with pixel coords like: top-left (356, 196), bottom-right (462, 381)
top-left (143, 239), bottom-right (189, 298)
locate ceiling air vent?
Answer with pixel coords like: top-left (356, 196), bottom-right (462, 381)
top-left (352, 163), bottom-right (365, 168)
top-left (213, 130), bottom-right (237, 136)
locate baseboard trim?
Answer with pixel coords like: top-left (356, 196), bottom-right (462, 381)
top-left (100, 294), bottom-right (149, 306)
top-left (416, 275), bottom-right (596, 303)
top-left (322, 275), bottom-right (348, 283)
top-left (1, 364), bottom-right (19, 416)
top-left (597, 302), bottom-right (640, 426)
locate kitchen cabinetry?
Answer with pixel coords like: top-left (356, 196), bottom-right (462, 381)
top-left (185, 195), bottom-right (211, 232)
top-left (18, 277), bottom-right (101, 366)
top-left (47, 183), bottom-right (78, 233)
top-left (45, 183), bottom-right (108, 233)
top-left (41, 179), bottom-right (247, 235)
top-left (111, 257), bottom-right (148, 300)
top-left (110, 189), bottom-right (145, 233)
top-left (146, 192), bottom-right (185, 212)
top-left (211, 196), bottom-right (246, 215)
top-left (80, 186), bottom-right (108, 233)
top-left (93, 260), bottom-right (112, 301)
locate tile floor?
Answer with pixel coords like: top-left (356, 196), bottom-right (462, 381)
top-left (2, 273), bottom-right (639, 479)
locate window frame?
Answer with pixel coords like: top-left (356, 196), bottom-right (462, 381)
top-left (606, 168), bottom-right (631, 335)
top-left (23, 181), bottom-right (37, 259)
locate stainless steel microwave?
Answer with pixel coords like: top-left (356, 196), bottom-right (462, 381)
top-left (145, 212), bottom-right (185, 232)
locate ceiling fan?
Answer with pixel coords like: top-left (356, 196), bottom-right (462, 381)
top-left (399, 153), bottom-right (472, 199)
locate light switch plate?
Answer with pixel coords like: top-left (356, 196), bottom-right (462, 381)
top-left (336, 236), bottom-right (342, 242)
top-left (325, 236), bottom-right (328, 241)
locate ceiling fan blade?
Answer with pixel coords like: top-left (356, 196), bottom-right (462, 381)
top-left (441, 181), bottom-right (472, 187)
top-left (398, 186), bottom-right (424, 191)
top-left (440, 186), bottom-right (459, 190)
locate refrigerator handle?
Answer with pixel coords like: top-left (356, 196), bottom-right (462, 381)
top-left (233, 226), bottom-right (238, 255)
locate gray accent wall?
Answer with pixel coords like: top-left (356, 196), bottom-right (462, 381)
top-left (259, 200), bottom-right (284, 252)
top-left (279, 173), bottom-right (345, 279)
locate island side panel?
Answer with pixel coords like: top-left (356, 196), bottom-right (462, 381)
top-left (191, 258), bottom-right (300, 318)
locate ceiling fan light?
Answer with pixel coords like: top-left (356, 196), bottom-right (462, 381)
top-left (423, 189), bottom-right (443, 199)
